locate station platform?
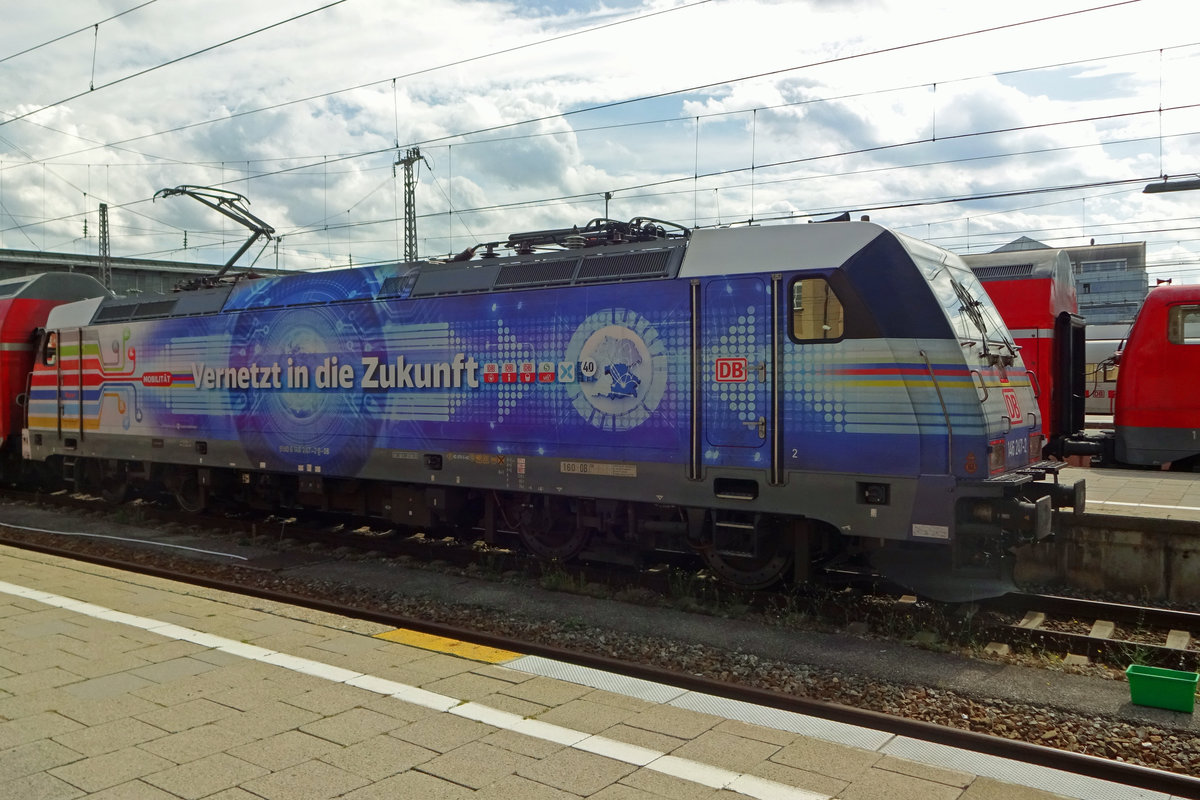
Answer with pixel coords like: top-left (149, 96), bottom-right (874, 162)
top-left (0, 545), bottom-right (1179, 800)
top-left (1058, 466), bottom-right (1200, 523)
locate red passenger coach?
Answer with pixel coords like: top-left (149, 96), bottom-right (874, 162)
top-left (1113, 284), bottom-right (1200, 468)
top-left (0, 273), bottom-right (110, 457)
top-left (964, 249), bottom-right (1086, 451)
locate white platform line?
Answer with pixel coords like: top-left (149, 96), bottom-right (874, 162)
top-left (0, 578), bottom-right (828, 800)
top-left (1091, 499), bottom-right (1200, 512)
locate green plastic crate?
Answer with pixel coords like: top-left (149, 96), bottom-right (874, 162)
top-left (1126, 664), bottom-right (1198, 713)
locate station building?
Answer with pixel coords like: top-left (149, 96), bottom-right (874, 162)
top-left (0, 248), bottom-right (285, 295)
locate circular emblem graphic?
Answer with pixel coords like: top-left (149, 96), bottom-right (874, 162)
top-left (229, 303), bottom-right (380, 475)
top-left (563, 309), bottom-right (668, 431)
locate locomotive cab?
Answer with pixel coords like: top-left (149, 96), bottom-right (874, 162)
top-left (1113, 284), bottom-right (1200, 469)
top-left (0, 273), bottom-right (109, 476)
top-left (683, 224), bottom-right (1081, 600)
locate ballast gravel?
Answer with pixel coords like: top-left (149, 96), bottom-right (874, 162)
top-left (0, 502), bottom-right (1196, 779)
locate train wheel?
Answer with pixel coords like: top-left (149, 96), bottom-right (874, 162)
top-left (1168, 455), bottom-right (1198, 472)
top-left (509, 494), bottom-right (588, 561)
top-left (78, 459), bottom-right (128, 504)
top-left (100, 477), bottom-right (129, 505)
top-left (701, 512), bottom-right (792, 590)
top-left (173, 473), bottom-right (208, 513)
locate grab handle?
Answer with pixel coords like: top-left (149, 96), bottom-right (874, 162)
top-left (970, 369), bottom-right (988, 402)
top-left (1027, 369), bottom-right (1042, 399)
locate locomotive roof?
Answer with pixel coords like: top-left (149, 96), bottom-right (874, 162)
top-left (962, 248), bottom-right (1074, 283)
top-left (1138, 282), bottom-right (1200, 307)
top-left (44, 220), bottom-right (977, 327)
top-left (679, 221), bottom-right (888, 276)
top-left (0, 271), bottom-right (109, 301)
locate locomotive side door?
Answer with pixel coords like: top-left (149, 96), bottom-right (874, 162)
top-left (701, 276), bottom-right (772, 457)
top-left (54, 328), bottom-right (84, 441)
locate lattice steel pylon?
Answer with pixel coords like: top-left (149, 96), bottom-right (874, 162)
top-left (396, 147), bottom-right (426, 262)
top-left (98, 203), bottom-right (111, 290)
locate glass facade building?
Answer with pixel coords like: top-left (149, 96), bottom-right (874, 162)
top-left (990, 237), bottom-right (1147, 325)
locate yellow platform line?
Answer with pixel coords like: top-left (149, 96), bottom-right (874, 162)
top-left (374, 628), bottom-right (521, 663)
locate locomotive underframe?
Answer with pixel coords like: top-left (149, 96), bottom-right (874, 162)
top-left (31, 427), bottom-right (1071, 596)
top-left (1116, 424), bottom-right (1200, 469)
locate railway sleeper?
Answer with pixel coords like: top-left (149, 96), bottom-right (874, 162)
top-left (991, 625), bottom-right (1200, 672)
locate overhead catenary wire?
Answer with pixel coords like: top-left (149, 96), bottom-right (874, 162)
top-left (0, 1), bottom-right (350, 252)
top-left (0, 0), bottom-right (715, 171)
top-left (55, 81), bottom-right (1193, 248)
top-left (0, 0), bottom-right (722, 257)
top-left (0, 1), bottom-right (1164, 177)
top-left (8, 109), bottom-right (1198, 262)
top-left (3, 0), bottom-right (1196, 275)
top-left (244, 110), bottom-right (1200, 247)
top-left (0, 0), bottom-right (159, 66)
top-left (0, 1), bottom-right (349, 128)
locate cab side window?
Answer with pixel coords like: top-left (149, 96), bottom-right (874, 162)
top-left (1167, 305), bottom-right (1200, 345)
top-left (42, 332), bottom-right (58, 366)
top-left (790, 277), bottom-right (844, 341)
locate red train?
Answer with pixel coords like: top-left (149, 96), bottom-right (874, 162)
top-left (962, 249), bottom-right (1086, 448)
top-left (1110, 284), bottom-right (1200, 469)
top-left (0, 273), bottom-right (119, 479)
top-left (966, 252), bottom-right (1200, 470)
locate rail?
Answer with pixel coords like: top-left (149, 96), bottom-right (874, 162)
top-left (1, 522), bottom-right (1197, 799)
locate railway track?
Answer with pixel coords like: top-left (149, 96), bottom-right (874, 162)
top-left (1, 520), bottom-right (1198, 799)
top-left (7, 489), bottom-right (1200, 665)
top-left (979, 592), bottom-right (1200, 671)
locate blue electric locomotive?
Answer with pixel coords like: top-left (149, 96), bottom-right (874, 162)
top-left (22, 218), bottom-right (1081, 599)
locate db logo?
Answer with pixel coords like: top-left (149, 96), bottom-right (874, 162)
top-left (715, 357), bottom-right (747, 382)
top-left (1002, 388), bottom-right (1022, 420)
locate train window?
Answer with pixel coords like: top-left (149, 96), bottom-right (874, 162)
top-left (1168, 305), bottom-right (1200, 345)
top-left (790, 277), bottom-right (844, 341)
top-left (42, 332), bottom-right (57, 366)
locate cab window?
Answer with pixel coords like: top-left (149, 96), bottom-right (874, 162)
top-left (790, 277), bottom-right (844, 341)
top-left (1167, 305), bottom-right (1200, 344)
top-left (42, 332), bottom-right (57, 366)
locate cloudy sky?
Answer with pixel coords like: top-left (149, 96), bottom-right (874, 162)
top-left (1, 0), bottom-right (1198, 283)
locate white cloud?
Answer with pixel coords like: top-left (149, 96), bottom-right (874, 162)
top-left (0, 0), bottom-right (1197, 284)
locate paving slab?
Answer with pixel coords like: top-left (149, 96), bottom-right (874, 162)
top-left (51, 716), bottom-right (166, 756)
top-left (237, 759), bottom-right (370, 800)
top-left (517, 745), bottom-right (640, 795)
top-left (391, 711), bottom-right (497, 752)
top-left (299, 706), bottom-right (405, 746)
top-left (48, 747), bottom-right (176, 794)
top-left (0, 544), bottom-right (1181, 800)
top-left (140, 752), bottom-right (268, 799)
top-left (771, 734), bottom-right (884, 782)
top-left (317, 733), bottom-right (437, 781)
top-left (421, 739), bottom-right (538, 789)
top-left (0, 738), bottom-right (83, 784)
top-left (669, 728), bottom-right (784, 773)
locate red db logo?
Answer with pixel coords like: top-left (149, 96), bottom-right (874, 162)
top-left (715, 358), bottom-right (747, 382)
top-left (1002, 388), bottom-right (1021, 420)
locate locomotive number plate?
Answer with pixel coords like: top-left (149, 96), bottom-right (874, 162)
top-left (912, 524), bottom-right (950, 540)
top-left (560, 461), bottom-right (638, 478)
